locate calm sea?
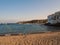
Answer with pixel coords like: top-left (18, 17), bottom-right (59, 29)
top-left (0, 24), bottom-right (60, 34)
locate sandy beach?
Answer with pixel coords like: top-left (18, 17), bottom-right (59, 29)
top-left (0, 31), bottom-right (59, 45)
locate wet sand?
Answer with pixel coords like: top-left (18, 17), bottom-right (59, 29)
top-left (0, 31), bottom-right (60, 45)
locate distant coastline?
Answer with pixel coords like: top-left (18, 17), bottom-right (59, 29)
top-left (17, 19), bottom-right (47, 24)
top-left (17, 11), bottom-right (60, 27)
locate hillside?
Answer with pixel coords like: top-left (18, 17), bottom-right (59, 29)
top-left (17, 19), bottom-right (47, 24)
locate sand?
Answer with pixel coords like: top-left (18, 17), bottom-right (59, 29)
top-left (0, 31), bottom-right (60, 45)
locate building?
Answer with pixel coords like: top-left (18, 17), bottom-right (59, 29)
top-left (48, 11), bottom-right (60, 24)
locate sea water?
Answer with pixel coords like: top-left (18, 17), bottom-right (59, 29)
top-left (0, 24), bottom-right (60, 34)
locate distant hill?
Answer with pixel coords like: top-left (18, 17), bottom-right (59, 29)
top-left (17, 19), bottom-right (47, 24)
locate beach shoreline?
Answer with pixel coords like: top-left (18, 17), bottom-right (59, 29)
top-left (0, 31), bottom-right (59, 45)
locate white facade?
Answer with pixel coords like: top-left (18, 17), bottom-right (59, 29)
top-left (48, 11), bottom-right (60, 24)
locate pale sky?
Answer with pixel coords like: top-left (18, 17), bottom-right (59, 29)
top-left (0, 0), bottom-right (60, 23)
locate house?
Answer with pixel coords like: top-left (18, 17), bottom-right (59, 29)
top-left (48, 11), bottom-right (60, 24)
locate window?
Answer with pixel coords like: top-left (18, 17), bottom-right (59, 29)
top-left (53, 16), bottom-right (56, 20)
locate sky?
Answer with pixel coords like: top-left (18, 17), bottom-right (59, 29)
top-left (0, 0), bottom-right (60, 23)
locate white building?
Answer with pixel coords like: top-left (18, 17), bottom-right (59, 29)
top-left (48, 11), bottom-right (60, 24)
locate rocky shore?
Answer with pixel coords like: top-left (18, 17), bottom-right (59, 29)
top-left (44, 23), bottom-right (60, 27)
